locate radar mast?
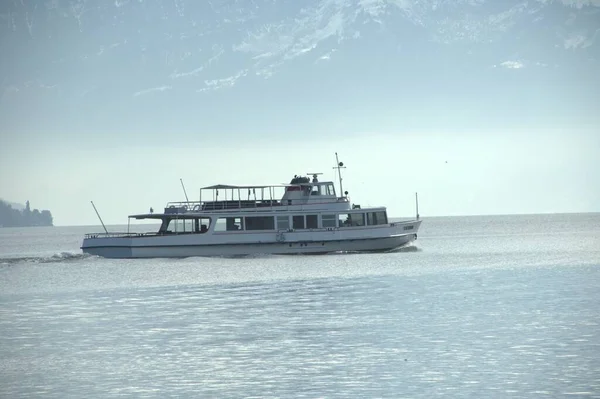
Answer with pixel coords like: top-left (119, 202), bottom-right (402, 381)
top-left (333, 152), bottom-right (346, 198)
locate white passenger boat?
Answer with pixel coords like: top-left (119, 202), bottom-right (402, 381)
top-left (81, 155), bottom-right (421, 258)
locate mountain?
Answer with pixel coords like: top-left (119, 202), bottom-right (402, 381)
top-left (1, 0), bottom-right (598, 138)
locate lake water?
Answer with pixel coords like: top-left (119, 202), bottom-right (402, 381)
top-left (1, 214), bottom-right (599, 398)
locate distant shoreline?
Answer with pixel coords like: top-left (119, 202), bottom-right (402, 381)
top-left (0, 200), bottom-right (54, 228)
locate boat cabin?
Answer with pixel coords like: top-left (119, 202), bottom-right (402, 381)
top-left (144, 208), bottom-right (389, 235)
top-left (127, 174), bottom-right (393, 236)
top-left (280, 175), bottom-right (337, 205)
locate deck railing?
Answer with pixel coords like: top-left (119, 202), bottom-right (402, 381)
top-left (164, 198), bottom-right (349, 213)
top-left (84, 232), bottom-right (155, 239)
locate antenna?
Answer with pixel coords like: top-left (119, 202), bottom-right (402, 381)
top-left (180, 178), bottom-right (189, 202)
top-left (306, 172), bottom-right (323, 183)
top-left (90, 201), bottom-right (108, 234)
top-left (333, 152), bottom-right (346, 198)
top-left (415, 192), bottom-right (420, 220)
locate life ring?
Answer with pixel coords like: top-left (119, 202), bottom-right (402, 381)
top-left (193, 205), bottom-right (201, 211)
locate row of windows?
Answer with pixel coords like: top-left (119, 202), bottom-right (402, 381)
top-left (214, 211), bottom-right (388, 232)
top-left (160, 218), bottom-right (211, 234)
top-left (160, 211), bottom-right (389, 234)
top-left (311, 183), bottom-right (336, 196)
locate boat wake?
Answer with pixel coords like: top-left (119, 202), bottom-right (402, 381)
top-left (0, 252), bottom-right (95, 266)
top-left (212, 253), bottom-right (285, 260)
top-left (386, 243), bottom-right (421, 253)
top-left (327, 243), bottom-right (421, 255)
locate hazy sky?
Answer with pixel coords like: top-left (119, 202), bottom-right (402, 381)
top-left (1, 0), bottom-right (599, 226)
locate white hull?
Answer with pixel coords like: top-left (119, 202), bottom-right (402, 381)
top-left (82, 234), bottom-right (417, 258)
top-left (82, 221), bottom-right (421, 259)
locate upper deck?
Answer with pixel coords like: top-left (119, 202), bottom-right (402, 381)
top-left (130, 175), bottom-right (353, 219)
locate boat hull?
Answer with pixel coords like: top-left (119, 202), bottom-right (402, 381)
top-left (82, 233), bottom-right (418, 258)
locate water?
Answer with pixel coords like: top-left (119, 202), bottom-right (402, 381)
top-left (1, 214), bottom-right (599, 398)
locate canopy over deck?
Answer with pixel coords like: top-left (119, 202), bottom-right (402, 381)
top-left (200, 183), bottom-right (312, 190)
top-left (129, 213), bottom-right (169, 220)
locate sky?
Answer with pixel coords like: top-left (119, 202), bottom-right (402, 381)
top-left (1, 0), bottom-right (599, 226)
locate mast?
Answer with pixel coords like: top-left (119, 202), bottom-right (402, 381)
top-left (90, 201), bottom-right (108, 234)
top-left (180, 178), bottom-right (189, 202)
top-left (415, 192), bottom-right (420, 220)
top-left (333, 152), bottom-right (346, 198)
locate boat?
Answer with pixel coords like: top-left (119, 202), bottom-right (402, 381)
top-left (81, 154), bottom-right (422, 258)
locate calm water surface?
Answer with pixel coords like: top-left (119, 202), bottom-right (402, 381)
top-left (1, 214), bottom-right (599, 398)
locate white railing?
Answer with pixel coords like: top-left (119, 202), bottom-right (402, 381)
top-left (163, 198), bottom-right (351, 214)
top-left (84, 232), bottom-right (152, 239)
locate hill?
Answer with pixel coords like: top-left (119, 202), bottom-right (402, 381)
top-left (1, 200), bottom-right (24, 211)
top-left (0, 200), bottom-right (54, 227)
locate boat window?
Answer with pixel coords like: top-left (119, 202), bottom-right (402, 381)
top-left (215, 217), bottom-right (243, 232)
top-left (161, 218), bottom-right (195, 234)
top-left (214, 218), bottom-right (225, 232)
top-left (367, 213), bottom-right (375, 225)
top-left (367, 211), bottom-right (388, 225)
top-left (351, 213), bottom-right (365, 226)
top-left (306, 215), bottom-right (318, 229)
top-left (174, 219), bottom-right (184, 233)
top-left (228, 217), bottom-right (244, 231)
top-left (327, 183), bottom-right (335, 196)
top-left (322, 214), bottom-right (336, 228)
top-left (338, 213), bottom-right (351, 227)
top-left (339, 213), bottom-right (365, 227)
top-left (277, 216), bottom-right (289, 230)
top-left (311, 185), bottom-right (320, 196)
top-left (193, 218), bottom-right (211, 233)
top-left (245, 216), bottom-right (275, 231)
top-left (293, 215), bottom-right (305, 229)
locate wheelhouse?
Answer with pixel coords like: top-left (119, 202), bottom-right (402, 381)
top-left (157, 174), bottom-right (344, 214)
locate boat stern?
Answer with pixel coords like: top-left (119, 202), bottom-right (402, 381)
top-left (81, 233), bottom-right (135, 258)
